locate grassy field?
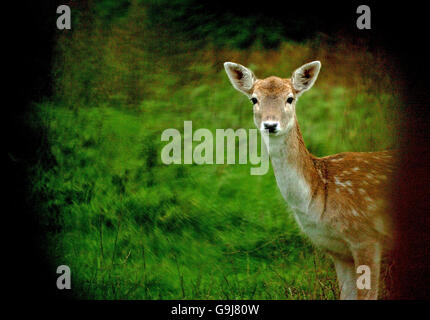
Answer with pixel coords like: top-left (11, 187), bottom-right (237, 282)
top-left (32, 63), bottom-right (399, 299)
top-left (29, 4), bottom-right (401, 299)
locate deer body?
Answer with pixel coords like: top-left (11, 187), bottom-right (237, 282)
top-left (224, 61), bottom-right (395, 300)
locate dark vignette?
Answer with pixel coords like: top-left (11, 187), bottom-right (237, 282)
top-left (7, 0), bottom-right (430, 303)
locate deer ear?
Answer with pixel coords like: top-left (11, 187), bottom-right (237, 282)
top-left (291, 61), bottom-right (321, 96)
top-left (224, 62), bottom-right (256, 96)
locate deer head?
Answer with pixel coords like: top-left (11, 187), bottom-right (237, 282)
top-left (224, 61), bottom-right (321, 136)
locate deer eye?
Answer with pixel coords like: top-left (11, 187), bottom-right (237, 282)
top-left (251, 97), bottom-right (258, 104)
top-left (286, 97), bottom-right (294, 104)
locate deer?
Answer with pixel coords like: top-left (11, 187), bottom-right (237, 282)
top-left (224, 61), bottom-right (396, 300)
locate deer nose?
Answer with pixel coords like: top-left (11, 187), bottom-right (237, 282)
top-left (263, 121), bottom-right (279, 133)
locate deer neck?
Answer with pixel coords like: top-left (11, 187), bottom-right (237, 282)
top-left (264, 118), bottom-right (320, 213)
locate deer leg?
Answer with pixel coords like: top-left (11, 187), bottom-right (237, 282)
top-left (351, 242), bottom-right (381, 300)
top-left (331, 254), bottom-right (357, 300)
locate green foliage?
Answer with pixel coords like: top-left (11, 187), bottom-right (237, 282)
top-left (32, 65), bottom-right (397, 298)
top-left (144, 0), bottom-right (335, 48)
top-left (145, 0), bottom-right (285, 49)
top-left (94, 0), bottom-right (132, 24)
top-left (32, 102), bottom-right (332, 299)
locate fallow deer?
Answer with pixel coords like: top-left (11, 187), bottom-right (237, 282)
top-left (224, 61), bottom-right (396, 300)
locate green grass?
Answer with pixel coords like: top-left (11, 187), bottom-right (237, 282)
top-left (30, 62), bottom-right (398, 299)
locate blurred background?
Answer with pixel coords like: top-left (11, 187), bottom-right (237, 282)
top-left (23, 0), bottom-right (404, 299)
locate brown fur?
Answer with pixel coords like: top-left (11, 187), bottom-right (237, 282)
top-left (253, 76), bottom-right (293, 96)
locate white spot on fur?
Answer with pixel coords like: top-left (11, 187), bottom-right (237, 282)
top-left (358, 188), bottom-right (366, 195)
top-left (334, 177), bottom-right (353, 188)
top-left (317, 169), bottom-right (327, 183)
top-left (352, 167), bottom-right (359, 172)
